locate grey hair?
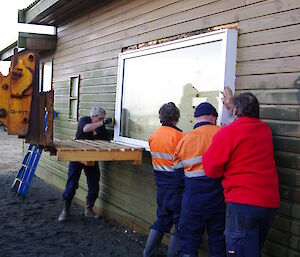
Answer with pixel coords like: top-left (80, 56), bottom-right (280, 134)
top-left (90, 106), bottom-right (106, 117)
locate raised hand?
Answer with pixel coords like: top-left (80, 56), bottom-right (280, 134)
top-left (221, 86), bottom-right (234, 110)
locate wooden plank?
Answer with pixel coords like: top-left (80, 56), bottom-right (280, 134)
top-left (236, 56), bottom-right (300, 76)
top-left (79, 102), bottom-right (115, 110)
top-left (53, 67), bottom-right (117, 83)
top-left (237, 40), bottom-right (300, 62)
top-left (275, 151), bottom-right (300, 170)
top-left (260, 105), bottom-right (300, 121)
top-left (236, 72), bottom-right (300, 90)
top-left (79, 85), bottom-right (116, 94)
top-left (272, 213), bottom-right (300, 236)
top-left (238, 24), bottom-right (300, 47)
top-left (80, 93), bottom-right (116, 102)
top-left (239, 89), bottom-right (300, 105)
top-left (55, 0), bottom-right (218, 51)
top-left (280, 184), bottom-right (300, 204)
top-left (56, 0), bottom-right (158, 35)
top-left (57, 150), bottom-right (142, 162)
top-left (53, 58), bottom-right (118, 77)
top-left (53, 0), bottom-right (298, 63)
top-left (274, 136), bottom-right (300, 153)
top-left (267, 120), bottom-right (300, 137)
top-left (239, 8), bottom-right (300, 34)
top-left (55, 0), bottom-right (293, 52)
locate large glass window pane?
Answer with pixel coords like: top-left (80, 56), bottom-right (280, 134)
top-left (114, 29), bottom-right (238, 149)
top-left (120, 41), bottom-right (222, 141)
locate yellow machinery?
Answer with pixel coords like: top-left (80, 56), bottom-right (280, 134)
top-left (0, 49), bottom-right (142, 165)
top-left (0, 49), bottom-right (54, 146)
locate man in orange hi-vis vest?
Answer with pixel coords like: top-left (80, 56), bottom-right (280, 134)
top-left (144, 102), bottom-right (185, 257)
top-left (173, 102), bottom-right (225, 257)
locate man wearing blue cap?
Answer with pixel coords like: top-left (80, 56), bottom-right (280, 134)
top-left (173, 102), bottom-right (225, 257)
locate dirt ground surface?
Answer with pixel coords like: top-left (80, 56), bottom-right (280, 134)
top-left (0, 127), bottom-right (167, 257)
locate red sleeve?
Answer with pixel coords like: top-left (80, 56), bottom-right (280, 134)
top-left (203, 128), bottom-right (233, 178)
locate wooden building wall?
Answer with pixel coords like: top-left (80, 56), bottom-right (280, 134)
top-left (36, 0), bottom-right (300, 256)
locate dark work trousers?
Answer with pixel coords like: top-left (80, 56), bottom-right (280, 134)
top-left (225, 202), bottom-right (277, 257)
top-left (62, 161), bottom-right (100, 204)
top-left (151, 188), bottom-right (183, 236)
top-left (178, 208), bottom-right (225, 257)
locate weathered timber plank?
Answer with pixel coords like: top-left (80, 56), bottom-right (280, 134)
top-left (80, 93), bottom-right (116, 102)
top-left (54, 68), bottom-right (117, 83)
top-left (56, 0), bottom-right (165, 36)
top-left (268, 227), bottom-right (290, 250)
top-left (275, 151), bottom-right (300, 170)
top-left (54, 119), bottom-right (77, 129)
top-left (260, 105), bottom-right (300, 121)
top-left (278, 167), bottom-right (300, 187)
top-left (53, 58), bottom-right (118, 77)
top-left (274, 136), bottom-right (300, 153)
top-left (239, 8), bottom-right (300, 34)
top-left (79, 85), bottom-right (117, 95)
top-left (278, 199), bottom-right (300, 219)
top-left (240, 89), bottom-right (300, 105)
top-left (86, 139), bottom-right (141, 150)
top-left (79, 102), bottom-right (115, 110)
top-left (55, 0), bottom-right (295, 56)
top-left (54, 0), bottom-right (298, 65)
top-left (236, 56), bottom-right (300, 75)
top-left (267, 120), bottom-right (300, 137)
top-left (272, 214), bottom-right (300, 236)
top-left (238, 24), bottom-right (300, 47)
top-left (280, 184), bottom-right (300, 204)
top-left (57, 149), bottom-right (142, 162)
top-left (236, 72), bottom-right (300, 90)
top-left (53, 128), bottom-right (76, 139)
top-left (55, 0), bottom-right (217, 51)
top-left (237, 40), bottom-right (300, 62)
top-left (263, 240), bottom-right (289, 257)
top-left (54, 76), bottom-right (117, 88)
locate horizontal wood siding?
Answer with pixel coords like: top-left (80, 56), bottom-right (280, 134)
top-left (36, 0), bottom-right (300, 255)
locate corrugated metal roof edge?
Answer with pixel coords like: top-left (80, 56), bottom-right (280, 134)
top-left (0, 41), bottom-right (17, 58)
top-left (21, 0), bottom-right (42, 12)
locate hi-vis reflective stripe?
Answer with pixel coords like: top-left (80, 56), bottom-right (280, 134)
top-left (152, 164), bottom-right (174, 172)
top-left (184, 169), bottom-right (205, 177)
top-left (151, 152), bottom-right (174, 160)
top-left (174, 156), bottom-right (202, 169)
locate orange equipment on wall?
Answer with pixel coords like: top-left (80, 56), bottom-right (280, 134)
top-left (0, 49), bottom-right (54, 147)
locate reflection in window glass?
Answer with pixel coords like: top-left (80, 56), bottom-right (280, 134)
top-left (42, 61), bottom-right (52, 92)
top-left (120, 41), bottom-right (222, 141)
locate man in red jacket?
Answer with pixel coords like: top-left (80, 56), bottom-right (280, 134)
top-left (203, 92), bottom-right (280, 257)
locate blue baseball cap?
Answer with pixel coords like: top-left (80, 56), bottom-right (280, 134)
top-left (194, 102), bottom-right (218, 117)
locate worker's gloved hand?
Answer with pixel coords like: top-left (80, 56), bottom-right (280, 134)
top-left (104, 117), bottom-right (114, 126)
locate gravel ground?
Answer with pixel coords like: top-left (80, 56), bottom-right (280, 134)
top-left (0, 128), bottom-right (167, 257)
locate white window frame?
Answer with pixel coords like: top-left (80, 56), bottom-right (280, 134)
top-left (69, 75), bottom-right (80, 121)
top-left (114, 29), bottom-right (238, 149)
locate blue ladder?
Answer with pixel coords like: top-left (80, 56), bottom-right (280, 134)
top-left (11, 144), bottom-right (43, 197)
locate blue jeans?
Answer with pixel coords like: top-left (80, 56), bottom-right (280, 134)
top-left (63, 161), bottom-right (100, 204)
top-left (151, 188), bottom-right (183, 235)
top-left (225, 203), bottom-right (277, 257)
top-left (178, 208), bottom-right (225, 257)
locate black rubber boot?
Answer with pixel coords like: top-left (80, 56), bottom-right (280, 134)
top-left (143, 229), bottom-right (164, 257)
top-left (85, 198), bottom-right (100, 219)
top-left (167, 235), bottom-right (179, 257)
top-left (58, 201), bottom-right (71, 222)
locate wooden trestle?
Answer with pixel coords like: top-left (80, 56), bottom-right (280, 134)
top-left (53, 139), bottom-right (143, 165)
